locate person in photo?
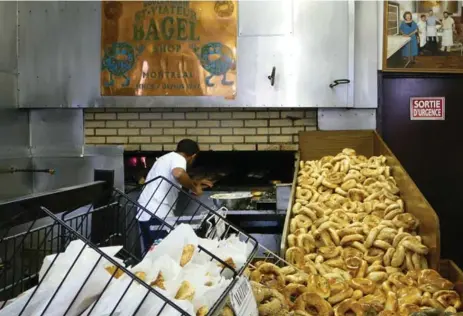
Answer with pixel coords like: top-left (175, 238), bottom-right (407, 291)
top-left (426, 9), bottom-right (440, 54)
top-left (441, 11), bottom-right (456, 52)
top-left (400, 11), bottom-right (419, 63)
top-left (417, 14), bottom-right (427, 54)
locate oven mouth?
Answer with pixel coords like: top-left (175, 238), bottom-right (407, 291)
top-left (124, 150), bottom-right (296, 190)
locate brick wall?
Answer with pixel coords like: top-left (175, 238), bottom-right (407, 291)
top-left (84, 108), bottom-right (317, 151)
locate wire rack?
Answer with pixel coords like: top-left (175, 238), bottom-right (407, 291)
top-left (0, 177), bottom-right (258, 316)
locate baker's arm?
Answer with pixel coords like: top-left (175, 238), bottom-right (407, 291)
top-left (172, 168), bottom-right (200, 193)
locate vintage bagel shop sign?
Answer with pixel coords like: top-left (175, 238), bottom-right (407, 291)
top-left (101, 1), bottom-right (237, 97)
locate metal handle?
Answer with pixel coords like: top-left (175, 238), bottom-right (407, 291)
top-left (329, 79), bottom-right (350, 88)
top-left (268, 66), bottom-right (276, 86)
top-left (0, 168), bottom-right (55, 175)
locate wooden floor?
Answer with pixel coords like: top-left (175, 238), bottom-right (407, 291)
top-left (411, 55), bottom-right (463, 69)
top-left (387, 52), bottom-right (463, 70)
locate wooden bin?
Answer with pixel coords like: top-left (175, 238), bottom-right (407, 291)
top-left (280, 130), bottom-right (440, 270)
top-left (440, 260), bottom-right (463, 301)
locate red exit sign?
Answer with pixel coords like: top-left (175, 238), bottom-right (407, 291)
top-left (410, 97), bottom-right (445, 120)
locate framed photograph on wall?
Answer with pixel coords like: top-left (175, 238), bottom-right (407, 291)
top-left (383, 0), bottom-right (463, 73)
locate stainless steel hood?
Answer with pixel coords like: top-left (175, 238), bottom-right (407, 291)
top-left (0, 1), bottom-right (378, 109)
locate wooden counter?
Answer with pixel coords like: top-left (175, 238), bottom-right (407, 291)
top-left (280, 130), bottom-right (440, 270)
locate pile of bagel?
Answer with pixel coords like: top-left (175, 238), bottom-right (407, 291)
top-left (245, 148), bottom-right (462, 316)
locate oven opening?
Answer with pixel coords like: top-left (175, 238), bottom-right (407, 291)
top-left (124, 150), bottom-right (296, 253)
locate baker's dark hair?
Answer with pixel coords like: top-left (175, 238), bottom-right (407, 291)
top-left (176, 139), bottom-right (199, 156)
top-left (421, 14), bottom-right (426, 18)
top-left (403, 11), bottom-right (412, 20)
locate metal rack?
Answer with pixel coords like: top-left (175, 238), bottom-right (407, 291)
top-left (0, 176), bottom-right (258, 315)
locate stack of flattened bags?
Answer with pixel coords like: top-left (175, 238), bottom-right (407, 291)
top-left (243, 148), bottom-right (462, 316)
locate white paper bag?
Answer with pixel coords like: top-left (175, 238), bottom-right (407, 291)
top-left (132, 287), bottom-right (195, 316)
top-left (31, 244), bottom-right (123, 316)
top-left (83, 254), bottom-right (179, 316)
top-left (0, 286), bottom-right (46, 316)
top-left (143, 224), bottom-right (198, 265)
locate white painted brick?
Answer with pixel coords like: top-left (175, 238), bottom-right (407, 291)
top-left (245, 136), bottom-right (267, 143)
top-left (163, 144), bottom-right (177, 151)
top-left (256, 111), bottom-right (280, 119)
top-left (124, 144), bottom-right (140, 151)
top-left (270, 135), bottom-right (293, 143)
top-left (85, 109), bottom-right (309, 148)
top-left (186, 112), bottom-right (208, 119)
top-left (200, 120), bottom-right (220, 128)
top-left (221, 136), bottom-right (244, 143)
top-left (86, 137), bottom-right (106, 144)
top-left (210, 144), bottom-right (233, 151)
top-left (306, 110), bottom-right (317, 118)
top-left (198, 136), bottom-right (220, 143)
top-left (117, 113), bottom-right (139, 120)
top-left (257, 127), bottom-right (280, 135)
top-left (95, 129), bottom-right (117, 136)
top-left (141, 144), bottom-right (163, 151)
top-left (281, 127), bottom-right (305, 134)
top-left (232, 112), bottom-right (256, 119)
top-left (128, 121), bottom-right (149, 128)
top-left (221, 120), bottom-right (243, 127)
top-left (151, 120), bottom-right (174, 128)
top-left (108, 108), bottom-right (127, 112)
top-left (95, 113), bottom-right (116, 120)
top-left (175, 121), bottom-right (197, 128)
top-left (151, 136), bottom-right (174, 143)
top-left (187, 128), bottom-right (209, 135)
top-left (281, 111), bottom-right (304, 119)
top-left (86, 121), bottom-right (105, 128)
top-left (294, 118), bottom-right (317, 126)
top-left (210, 128), bottom-right (232, 135)
top-left (210, 112), bottom-right (232, 119)
top-left (281, 144), bottom-right (298, 151)
top-left (175, 135), bottom-right (197, 142)
top-left (129, 136), bottom-right (150, 143)
top-left (140, 128), bottom-right (163, 135)
top-left (107, 121), bottom-right (128, 128)
top-left (163, 128), bottom-right (186, 135)
top-left (162, 112), bottom-right (185, 119)
top-left (233, 128), bottom-right (256, 135)
top-left (139, 113), bottom-right (162, 120)
top-left (233, 144), bottom-right (256, 150)
top-left (118, 129), bottom-right (140, 136)
top-left (257, 144), bottom-right (280, 151)
top-left (245, 120), bottom-right (267, 127)
top-left (107, 136), bottom-right (128, 144)
top-left (269, 119), bottom-right (293, 127)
